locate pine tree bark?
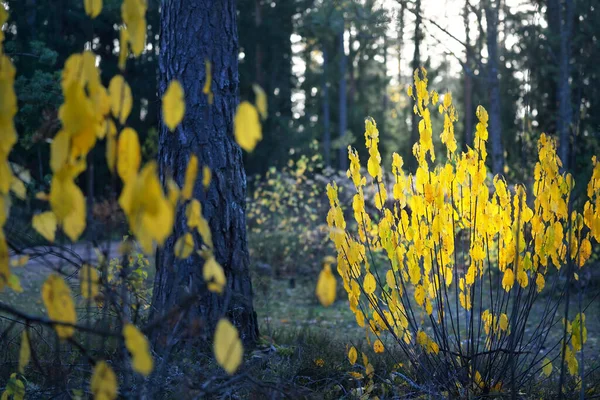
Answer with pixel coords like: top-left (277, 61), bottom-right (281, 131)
top-left (151, 0), bottom-right (258, 350)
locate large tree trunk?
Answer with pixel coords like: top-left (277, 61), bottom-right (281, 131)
top-left (151, 0), bottom-right (258, 350)
top-left (484, 0), bottom-right (504, 175)
top-left (338, 23), bottom-right (348, 171)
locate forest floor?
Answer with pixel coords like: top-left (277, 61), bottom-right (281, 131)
top-left (2, 243), bottom-right (600, 398)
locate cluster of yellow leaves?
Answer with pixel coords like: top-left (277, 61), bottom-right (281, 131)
top-left (325, 67), bottom-right (600, 379)
top-left (123, 323), bottom-right (153, 376)
top-left (214, 319), bottom-right (244, 374)
top-left (234, 85), bottom-right (267, 152)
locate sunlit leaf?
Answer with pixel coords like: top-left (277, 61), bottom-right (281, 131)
top-left (32, 212), bottom-right (57, 242)
top-left (174, 232), bottom-right (194, 259)
top-left (214, 318), bottom-right (243, 375)
top-left (162, 80), bottom-right (185, 131)
top-left (123, 323), bottom-right (153, 376)
top-left (117, 128), bottom-right (141, 183)
top-left (315, 264), bottom-right (336, 307)
top-left (181, 154), bottom-right (197, 200)
top-left (84, 0), bottom-right (102, 18)
top-left (91, 361), bottom-right (118, 400)
top-left (108, 75), bottom-right (132, 124)
top-left (18, 331), bottom-right (30, 374)
top-left (234, 101), bottom-right (262, 152)
top-left (42, 274), bottom-right (77, 339)
top-left (252, 84), bottom-right (267, 120)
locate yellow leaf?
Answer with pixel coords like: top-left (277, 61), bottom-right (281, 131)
top-left (79, 264), bottom-right (99, 299)
top-left (186, 199), bottom-right (202, 228)
top-left (202, 166), bottom-right (211, 190)
top-left (499, 313), bottom-right (509, 331)
top-left (234, 101), bottom-right (262, 152)
top-left (202, 60), bottom-right (213, 104)
top-left (252, 84), bottom-right (268, 119)
top-left (373, 339), bottom-right (384, 353)
top-left (50, 129), bottom-right (71, 173)
top-left (203, 255), bottom-right (226, 293)
top-left (348, 346), bottom-right (358, 365)
top-left (18, 331), bottom-right (30, 374)
top-left (542, 358), bottom-right (552, 377)
top-left (118, 162), bottom-right (174, 254)
top-left (174, 233), bottom-right (195, 259)
top-left (166, 178), bottom-right (180, 207)
top-left (121, 0), bottom-right (147, 56)
top-left (91, 361), bottom-right (118, 400)
top-left (32, 212), bottom-right (57, 242)
top-left (363, 272), bottom-right (376, 294)
top-left (123, 323), bottom-right (153, 376)
top-left (502, 269), bottom-right (514, 292)
top-left (182, 155), bottom-right (198, 200)
top-left (42, 274), bottom-right (77, 339)
top-left (214, 318), bottom-right (243, 375)
top-left (578, 237), bottom-right (592, 267)
top-left (84, 0), bottom-right (102, 18)
top-left (162, 80), bottom-right (185, 131)
top-left (315, 264), bottom-right (336, 307)
top-left (118, 28), bottom-right (129, 70)
top-left (117, 128), bottom-right (141, 182)
top-left (61, 181), bottom-right (87, 241)
top-left (10, 177), bottom-right (26, 200)
top-left (108, 75), bottom-right (132, 124)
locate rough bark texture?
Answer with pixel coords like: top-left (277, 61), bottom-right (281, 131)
top-left (485, 0), bottom-right (504, 175)
top-left (151, 0), bottom-right (258, 349)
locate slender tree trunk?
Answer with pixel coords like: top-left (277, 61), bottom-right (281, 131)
top-left (464, 0), bottom-right (474, 148)
top-left (322, 46), bottom-right (331, 168)
top-left (338, 23), bottom-right (348, 171)
top-left (556, 0), bottom-right (574, 169)
top-left (254, 0), bottom-right (264, 87)
top-left (485, 0), bottom-right (504, 175)
top-left (382, 34), bottom-right (389, 140)
top-left (397, 0), bottom-right (405, 86)
top-left (410, 0), bottom-right (422, 171)
top-left (151, 0), bottom-right (258, 350)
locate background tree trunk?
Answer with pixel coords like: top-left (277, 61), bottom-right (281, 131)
top-left (409, 0), bottom-right (422, 172)
top-left (338, 23), bottom-right (348, 171)
top-left (151, 0), bottom-right (258, 350)
top-left (322, 46), bottom-right (331, 168)
top-left (463, 0), bottom-right (474, 149)
top-left (550, 0), bottom-right (574, 169)
top-left (485, 0), bottom-right (504, 175)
